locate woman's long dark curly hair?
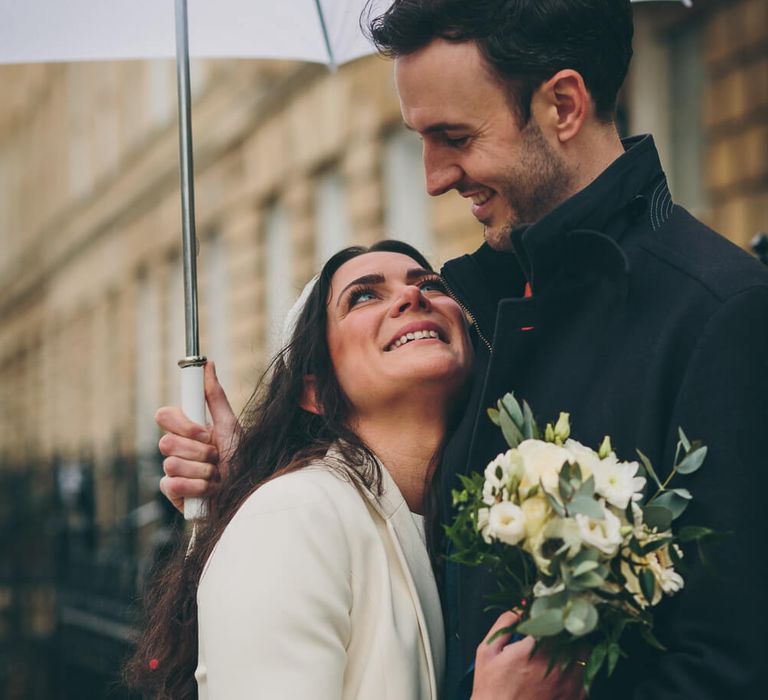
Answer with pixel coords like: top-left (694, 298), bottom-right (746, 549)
top-left (123, 240), bottom-right (438, 699)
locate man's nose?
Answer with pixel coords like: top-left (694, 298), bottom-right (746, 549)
top-left (423, 145), bottom-right (462, 197)
top-left (392, 285), bottom-right (431, 315)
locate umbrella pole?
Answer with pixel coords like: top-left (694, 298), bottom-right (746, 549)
top-left (175, 0), bottom-right (207, 520)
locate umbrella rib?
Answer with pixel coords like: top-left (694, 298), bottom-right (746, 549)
top-left (313, 0), bottom-right (337, 70)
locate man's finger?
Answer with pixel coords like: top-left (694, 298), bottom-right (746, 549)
top-left (158, 433), bottom-right (219, 464)
top-left (155, 406), bottom-right (210, 442)
top-left (204, 361), bottom-right (237, 430)
top-left (160, 474), bottom-right (212, 501)
top-left (163, 456), bottom-right (217, 481)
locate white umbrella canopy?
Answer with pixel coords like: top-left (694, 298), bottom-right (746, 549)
top-left (0, 0), bottom-right (384, 67)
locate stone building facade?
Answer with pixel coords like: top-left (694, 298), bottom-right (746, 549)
top-left (0, 1), bottom-right (765, 697)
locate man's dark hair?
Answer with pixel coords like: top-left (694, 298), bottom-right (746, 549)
top-left (368, 0), bottom-right (634, 124)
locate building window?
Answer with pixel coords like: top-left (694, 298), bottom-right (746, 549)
top-left (264, 202), bottom-right (294, 355)
top-left (315, 168), bottom-right (350, 268)
top-left (382, 127), bottom-right (432, 254)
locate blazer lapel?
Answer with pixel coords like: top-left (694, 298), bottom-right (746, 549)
top-left (365, 465), bottom-right (446, 699)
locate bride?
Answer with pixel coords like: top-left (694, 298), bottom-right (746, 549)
top-left (125, 239), bottom-right (583, 699)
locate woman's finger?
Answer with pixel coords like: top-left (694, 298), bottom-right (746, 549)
top-left (482, 610), bottom-right (521, 655)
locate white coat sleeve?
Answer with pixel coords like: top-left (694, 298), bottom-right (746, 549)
top-left (195, 474), bottom-right (352, 699)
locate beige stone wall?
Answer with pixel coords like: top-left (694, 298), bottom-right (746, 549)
top-left (704, 0), bottom-right (768, 246)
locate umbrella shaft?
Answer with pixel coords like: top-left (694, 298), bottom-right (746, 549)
top-left (175, 0), bottom-right (200, 359)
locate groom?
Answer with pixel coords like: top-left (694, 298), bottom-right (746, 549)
top-left (162, 1), bottom-right (768, 698)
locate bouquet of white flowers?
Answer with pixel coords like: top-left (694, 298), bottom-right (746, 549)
top-left (446, 393), bottom-right (716, 693)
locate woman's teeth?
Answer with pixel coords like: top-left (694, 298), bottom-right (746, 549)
top-left (388, 329), bottom-right (440, 351)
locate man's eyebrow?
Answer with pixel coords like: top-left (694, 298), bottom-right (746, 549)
top-left (404, 122), bottom-right (472, 135)
top-left (335, 268), bottom-right (435, 307)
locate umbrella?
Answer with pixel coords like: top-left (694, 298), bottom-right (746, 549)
top-left (0, 0), bottom-right (388, 520)
top-left (0, 0), bottom-right (689, 520)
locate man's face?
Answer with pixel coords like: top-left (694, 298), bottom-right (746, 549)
top-left (395, 39), bottom-right (572, 250)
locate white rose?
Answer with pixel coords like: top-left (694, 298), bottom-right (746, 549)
top-left (487, 501), bottom-right (527, 545)
top-left (520, 495), bottom-right (550, 539)
top-left (591, 457), bottom-right (646, 510)
top-left (477, 507), bottom-right (492, 544)
top-left (563, 439), bottom-right (601, 480)
top-left (575, 509), bottom-right (623, 556)
top-left (517, 439), bottom-right (574, 492)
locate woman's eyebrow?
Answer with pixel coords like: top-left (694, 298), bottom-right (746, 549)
top-left (335, 268), bottom-right (435, 308)
top-left (336, 273), bottom-right (385, 307)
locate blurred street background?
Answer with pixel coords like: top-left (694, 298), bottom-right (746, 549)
top-left (0, 1), bottom-right (766, 697)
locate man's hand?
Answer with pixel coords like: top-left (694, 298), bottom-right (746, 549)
top-left (157, 361), bottom-right (241, 512)
top-left (471, 611), bottom-right (585, 700)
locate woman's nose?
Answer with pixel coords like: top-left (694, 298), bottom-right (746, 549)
top-left (392, 285), bottom-right (431, 315)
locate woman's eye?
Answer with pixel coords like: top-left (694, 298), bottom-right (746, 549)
top-left (348, 287), bottom-right (377, 307)
top-left (419, 278), bottom-right (448, 294)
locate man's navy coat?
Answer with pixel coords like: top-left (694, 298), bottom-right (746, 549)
top-left (439, 135), bottom-right (768, 699)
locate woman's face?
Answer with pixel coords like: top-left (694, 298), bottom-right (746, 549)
top-left (325, 251), bottom-right (473, 419)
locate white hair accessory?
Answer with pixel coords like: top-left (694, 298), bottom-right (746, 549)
top-left (280, 274), bottom-right (320, 359)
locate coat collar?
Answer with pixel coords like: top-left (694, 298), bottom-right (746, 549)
top-left (326, 446), bottom-right (445, 699)
top-left (442, 135), bottom-right (668, 336)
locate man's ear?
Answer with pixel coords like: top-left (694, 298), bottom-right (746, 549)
top-left (533, 69), bottom-right (589, 144)
top-left (300, 375), bottom-right (322, 415)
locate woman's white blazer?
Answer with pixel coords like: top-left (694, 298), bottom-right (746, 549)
top-left (195, 454), bottom-right (445, 699)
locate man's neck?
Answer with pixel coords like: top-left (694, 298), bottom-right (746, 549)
top-left (566, 124), bottom-right (626, 199)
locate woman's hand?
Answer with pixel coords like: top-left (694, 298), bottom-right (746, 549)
top-left (471, 611), bottom-right (586, 700)
top-left (157, 361), bottom-right (241, 512)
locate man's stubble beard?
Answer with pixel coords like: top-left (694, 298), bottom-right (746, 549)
top-left (485, 119), bottom-right (574, 252)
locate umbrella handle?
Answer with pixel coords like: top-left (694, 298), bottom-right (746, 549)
top-left (180, 358), bottom-right (208, 520)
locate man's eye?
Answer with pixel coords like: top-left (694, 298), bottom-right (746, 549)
top-left (444, 135), bottom-right (470, 148)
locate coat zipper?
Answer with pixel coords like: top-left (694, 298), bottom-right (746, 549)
top-left (444, 281), bottom-right (493, 353)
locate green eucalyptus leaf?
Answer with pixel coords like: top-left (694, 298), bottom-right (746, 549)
top-left (487, 407), bottom-right (501, 426)
top-left (676, 446), bottom-right (707, 475)
top-left (570, 570), bottom-right (606, 590)
top-left (544, 489), bottom-right (567, 518)
top-left (639, 568), bottom-right (656, 605)
top-left (564, 599), bottom-right (598, 637)
top-left (639, 625), bottom-right (667, 651)
top-left (568, 495), bottom-right (604, 520)
top-left (643, 505), bottom-right (673, 532)
top-left (522, 400), bottom-right (538, 440)
top-left (678, 525), bottom-right (716, 542)
top-left (572, 560), bottom-right (600, 577)
top-left (584, 642), bottom-right (608, 694)
top-left (678, 427), bottom-right (691, 452)
top-left (517, 608), bottom-right (565, 637)
top-left (575, 474), bottom-right (595, 499)
top-left (636, 449), bottom-right (662, 489)
top-left (499, 408), bottom-right (524, 449)
top-left (607, 642), bottom-right (622, 676)
top-left (500, 393), bottom-right (524, 426)
top-left (652, 491), bottom-right (690, 520)
top-left (559, 470), bottom-right (575, 502)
